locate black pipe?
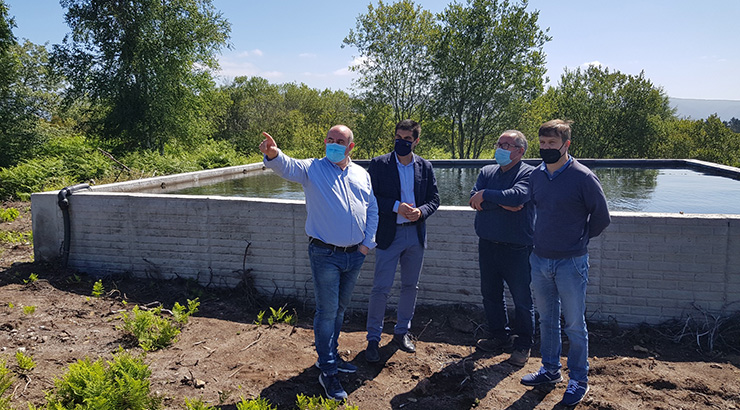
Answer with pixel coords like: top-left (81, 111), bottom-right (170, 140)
top-left (57, 183), bottom-right (91, 268)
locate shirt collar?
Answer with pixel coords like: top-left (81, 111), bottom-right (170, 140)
top-left (539, 155), bottom-right (573, 180)
top-left (394, 152), bottom-right (415, 167)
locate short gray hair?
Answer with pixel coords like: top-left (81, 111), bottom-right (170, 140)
top-left (501, 129), bottom-right (528, 153)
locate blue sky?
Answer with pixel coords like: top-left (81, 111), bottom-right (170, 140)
top-left (5, 0), bottom-right (739, 100)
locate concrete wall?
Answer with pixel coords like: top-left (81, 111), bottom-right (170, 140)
top-left (32, 182), bottom-right (740, 326)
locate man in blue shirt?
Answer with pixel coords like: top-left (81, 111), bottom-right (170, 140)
top-left (520, 119), bottom-right (610, 407)
top-left (259, 125), bottom-right (379, 401)
top-left (469, 130), bottom-right (535, 368)
top-left (364, 119), bottom-right (440, 363)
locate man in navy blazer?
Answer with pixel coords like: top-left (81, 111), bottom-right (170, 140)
top-left (365, 119), bottom-right (440, 363)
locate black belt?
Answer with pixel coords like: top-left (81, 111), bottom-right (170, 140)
top-left (397, 221), bottom-right (419, 227)
top-left (309, 237), bottom-right (360, 253)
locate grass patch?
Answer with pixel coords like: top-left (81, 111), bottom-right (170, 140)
top-left (0, 231), bottom-right (32, 245)
top-left (0, 208), bottom-right (19, 223)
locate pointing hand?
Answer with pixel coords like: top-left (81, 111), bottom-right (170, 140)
top-left (259, 132), bottom-right (279, 160)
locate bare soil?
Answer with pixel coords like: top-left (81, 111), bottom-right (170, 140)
top-left (1, 201), bottom-right (739, 409)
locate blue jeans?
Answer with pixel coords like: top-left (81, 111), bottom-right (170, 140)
top-left (366, 225), bottom-right (424, 341)
top-left (478, 239), bottom-right (534, 350)
top-left (309, 243), bottom-right (366, 375)
top-left (530, 252), bottom-right (590, 382)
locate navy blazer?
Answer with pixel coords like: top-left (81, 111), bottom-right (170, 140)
top-left (368, 152), bottom-right (440, 250)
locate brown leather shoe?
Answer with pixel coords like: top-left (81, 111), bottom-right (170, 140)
top-left (393, 333), bottom-right (415, 353)
top-left (507, 348), bottom-right (530, 367)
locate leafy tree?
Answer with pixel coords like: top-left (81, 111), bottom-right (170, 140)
top-left (547, 65), bottom-right (674, 159)
top-left (432, 0), bottom-right (549, 158)
top-left (52, 0), bottom-right (231, 153)
top-left (343, 0), bottom-right (437, 124)
top-left (724, 117), bottom-right (740, 133)
top-left (0, 3), bottom-right (54, 168)
top-left (691, 115), bottom-right (740, 167)
top-left (216, 77), bottom-right (361, 159)
top-left (215, 76), bottom-right (286, 154)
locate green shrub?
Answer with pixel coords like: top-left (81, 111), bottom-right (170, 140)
top-left (92, 280), bottom-right (104, 298)
top-left (236, 396), bottom-right (276, 410)
top-left (172, 298), bottom-right (200, 324)
top-left (23, 273), bottom-right (38, 284)
top-left (0, 208), bottom-right (19, 223)
top-left (15, 350), bottom-right (35, 374)
top-left (119, 305), bottom-right (181, 351)
top-left (0, 230), bottom-right (32, 244)
top-left (184, 397), bottom-right (216, 410)
top-left (22, 305), bottom-right (36, 315)
top-left (0, 359), bottom-right (14, 410)
top-left (295, 394), bottom-right (359, 410)
top-left (254, 310), bottom-right (265, 326)
top-left (44, 351), bottom-right (161, 410)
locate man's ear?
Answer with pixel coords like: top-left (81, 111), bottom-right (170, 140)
top-left (346, 142), bottom-right (355, 153)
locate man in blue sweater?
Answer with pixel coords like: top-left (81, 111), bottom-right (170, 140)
top-left (469, 130), bottom-right (535, 368)
top-left (520, 119), bottom-right (610, 407)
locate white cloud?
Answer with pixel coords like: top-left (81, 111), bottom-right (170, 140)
top-left (262, 71), bottom-right (283, 79)
top-left (236, 49), bottom-right (263, 58)
top-left (333, 56), bottom-right (368, 76)
top-left (582, 60), bottom-right (603, 68)
top-left (216, 55), bottom-right (282, 80)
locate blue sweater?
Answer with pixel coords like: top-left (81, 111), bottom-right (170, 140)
top-left (530, 159), bottom-right (610, 259)
top-left (471, 161), bottom-right (534, 246)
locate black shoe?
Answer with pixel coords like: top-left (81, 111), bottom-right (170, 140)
top-left (393, 333), bottom-right (415, 353)
top-left (318, 372), bottom-right (347, 401)
top-left (365, 340), bottom-right (380, 363)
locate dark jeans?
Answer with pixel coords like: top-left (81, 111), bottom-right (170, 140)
top-left (479, 238), bottom-right (534, 350)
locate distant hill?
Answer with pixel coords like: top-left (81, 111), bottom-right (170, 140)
top-left (669, 98), bottom-right (740, 120)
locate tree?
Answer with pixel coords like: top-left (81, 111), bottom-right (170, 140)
top-left (432, 0), bottom-right (549, 158)
top-left (724, 117), bottom-right (740, 134)
top-left (52, 0), bottom-right (230, 153)
top-left (547, 65), bottom-right (674, 159)
top-left (0, 2), bottom-right (62, 168)
top-left (692, 115), bottom-right (740, 167)
top-left (343, 0), bottom-right (437, 124)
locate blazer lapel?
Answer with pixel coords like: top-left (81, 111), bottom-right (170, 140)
top-left (413, 155), bottom-right (422, 205)
top-left (390, 153), bottom-right (402, 200)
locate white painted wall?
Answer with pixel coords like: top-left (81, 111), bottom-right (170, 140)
top-left (32, 188), bottom-right (740, 326)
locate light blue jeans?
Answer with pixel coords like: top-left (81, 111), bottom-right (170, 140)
top-left (366, 225), bottom-right (424, 341)
top-left (530, 252), bottom-right (590, 383)
top-left (309, 243), bottom-right (366, 375)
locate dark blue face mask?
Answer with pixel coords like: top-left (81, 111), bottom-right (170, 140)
top-left (394, 138), bottom-right (413, 156)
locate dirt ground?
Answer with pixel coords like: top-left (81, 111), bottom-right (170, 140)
top-left (1, 201), bottom-right (739, 410)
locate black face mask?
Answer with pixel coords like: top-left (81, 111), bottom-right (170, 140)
top-left (539, 142), bottom-right (566, 164)
top-left (394, 138), bottom-right (413, 156)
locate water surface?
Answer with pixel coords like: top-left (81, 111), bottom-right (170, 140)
top-left (171, 167), bottom-right (740, 214)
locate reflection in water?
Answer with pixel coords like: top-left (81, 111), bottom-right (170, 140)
top-left (593, 167), bottom-right (658, 212)
top-left (170, 167), bottom-right (740, 214)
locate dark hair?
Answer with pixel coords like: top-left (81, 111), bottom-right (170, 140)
top-left (539, 119), bottom-right (572, 143)
top-left (395, 119), bottom-right (420, 140)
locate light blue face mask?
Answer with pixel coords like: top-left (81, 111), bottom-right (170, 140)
top-left (325, 143), bottom-right (347, 163)
top-left (495, 147), bottom-right (513, 166)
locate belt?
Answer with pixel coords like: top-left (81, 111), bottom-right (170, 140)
top-left (397, 221), bottom-right (419, 227)
top-left (309, 237), bottom-right (360, 253)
